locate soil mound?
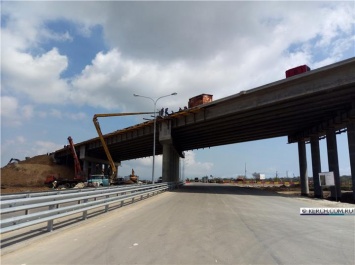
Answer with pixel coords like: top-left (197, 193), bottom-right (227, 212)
top-left (1, 154), bottom-right (74, 188)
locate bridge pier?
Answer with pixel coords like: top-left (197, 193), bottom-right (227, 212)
top-left (161, 143), bottom-right (180, 182)
top-left (326, 128), bottom-right (341, 201)
top-left (298, 141), bottom-right (309, 196)
top-left (159, 120), bottom-right (180, 183)
top-left (310, 135), bottom-right (323, 198)
top-left (347, 122), bottom-right (355, 203)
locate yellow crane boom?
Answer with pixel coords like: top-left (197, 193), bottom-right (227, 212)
top-left (93, 112), bottom-right (155, 184)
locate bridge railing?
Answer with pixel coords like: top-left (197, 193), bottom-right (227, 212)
top-left (0, 183), bottom-right (181, 234)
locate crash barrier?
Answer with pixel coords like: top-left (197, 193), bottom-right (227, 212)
top-left (0, 182), bottom-right (182, 234)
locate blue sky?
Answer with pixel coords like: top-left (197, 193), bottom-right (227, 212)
top-left (1, 1), bottom-right (354, 180)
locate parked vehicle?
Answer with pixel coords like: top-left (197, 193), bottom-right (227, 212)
top-left (87, 174), bottom-right (110, 187)
top-left (44, 175), bottom-right (82, 188)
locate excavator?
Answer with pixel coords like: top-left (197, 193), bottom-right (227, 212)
top-left (7, 158), bottom-right (20, 165)
top-left (93, 112), bottom-right (155, 185)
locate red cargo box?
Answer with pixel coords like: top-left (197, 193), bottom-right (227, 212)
top-left (285, 65), bottom-right (310, 78)
top-left (188, 94), bottom-right (213, 108)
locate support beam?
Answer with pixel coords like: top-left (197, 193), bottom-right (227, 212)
top-left (347, 122), bottom-right (355, 203)
top-left (310, 136), bottom-right (323, 198)
top-left (298, 141), bottom-right (309, 196)
top-left (326, 128), bottom-right (341, 201)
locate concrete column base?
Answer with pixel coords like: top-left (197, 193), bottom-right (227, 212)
top-left (162, 143), bottom-right (180, 183)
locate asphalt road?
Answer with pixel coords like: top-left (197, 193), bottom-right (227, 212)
top-left (1, 183), bottom-right (354, 265)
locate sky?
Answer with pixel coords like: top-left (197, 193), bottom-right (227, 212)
top-left (1, 1), bottom-right (354, 181)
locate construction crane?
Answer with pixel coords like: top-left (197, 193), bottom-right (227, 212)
top-left (93, 112), bottom-right (155, 185)
top-left (67, 136), bottom-right (86, 181)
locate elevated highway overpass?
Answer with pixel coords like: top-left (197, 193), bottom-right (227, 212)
top-left (55, 57), bottom-right (355, 201)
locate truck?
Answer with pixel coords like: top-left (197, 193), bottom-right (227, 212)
top-left (44, 175), bottom-right (83, 188)
top-left (87, 174), bottom-right (110, 187)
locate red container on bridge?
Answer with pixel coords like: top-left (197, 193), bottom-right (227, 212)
top-left (285, 65), bottom-right (311, 78)
top-left (188, 94), bottom-right (213, 108)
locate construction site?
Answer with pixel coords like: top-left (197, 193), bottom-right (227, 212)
top-left (0, 95), bottom-right (213, 195)
top-left (1, 155), bottom-right (72, 194)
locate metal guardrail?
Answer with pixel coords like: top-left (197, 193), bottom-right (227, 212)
top-left (0, 183), bottom-right (181, 234)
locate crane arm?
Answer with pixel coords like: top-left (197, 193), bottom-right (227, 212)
top-left (92, 112), bottom-right (156, 183)
top-left (67, 136), bottom-right (85, 180)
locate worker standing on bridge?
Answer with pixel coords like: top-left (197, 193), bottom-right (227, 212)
top-left (165, 108), bottom-right (169, 116)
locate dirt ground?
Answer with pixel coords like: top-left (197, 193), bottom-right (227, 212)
top-left (258, 185), bottom-right (354, 204)
top-left (1, 154), bottom-right (74, 194)
top-left (1, 156), bottom-right (354, 204)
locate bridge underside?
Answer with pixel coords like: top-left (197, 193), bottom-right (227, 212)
top-left (171, 82), bottom-right (354, 152)
top-left (55, 79), bottom-right (355, 164)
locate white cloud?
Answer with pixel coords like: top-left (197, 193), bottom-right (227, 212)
top-left (69, 112), bottom-right (87, 121)
top-left (48, 109), bottom-right (63, 119)
top-left (1, 137), bottom-right (64, 166)
top-left (0, 96), bottom-right (34, 126)
top-left (21, 105), bottom-right (34, 119)
top-left (2, 1), bottom-right (354, 111)
top-left (2, 44), bottom-right (70, 104)
top-left (1, 96), bottom-right (19, 118)
top-left (32, 141), bottom-right (63, 156)
top-left (184, 151), bottom-right (214, 177)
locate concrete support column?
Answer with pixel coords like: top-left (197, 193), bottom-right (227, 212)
top-left (347, 122), bottom-right (355, 203)
top-left (88, 162), bottom-right (93, 175)
top-left (83, 160), bottom-right (89, 178)
top-left (114, 162), bottom-right (121, 178)
top-left (298, 141), bottom-right (309, 196)
top-left (162, 143), bottom-right (180, 182)
top-left (159, 120), bottom-right (180, 183)
top-left (326, 128), bottom-right (341, 201)
top-left (310, 135), bottom-right (323, 198)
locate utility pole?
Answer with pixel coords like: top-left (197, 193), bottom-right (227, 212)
top-left (245, 163), bottom-right (247, 178)
top-left (134, 92), bottom-right (177, 184)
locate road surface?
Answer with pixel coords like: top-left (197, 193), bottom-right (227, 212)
top-left (1, 183), bottom-right (354, 265)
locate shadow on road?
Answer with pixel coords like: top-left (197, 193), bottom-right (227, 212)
top-left (171, 183), bottom-right (289, 196)
top-left (172, 183), bottom-right (355, 204)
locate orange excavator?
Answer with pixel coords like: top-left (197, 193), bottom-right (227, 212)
top-left (93, 112), bottom-right (154, 185)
